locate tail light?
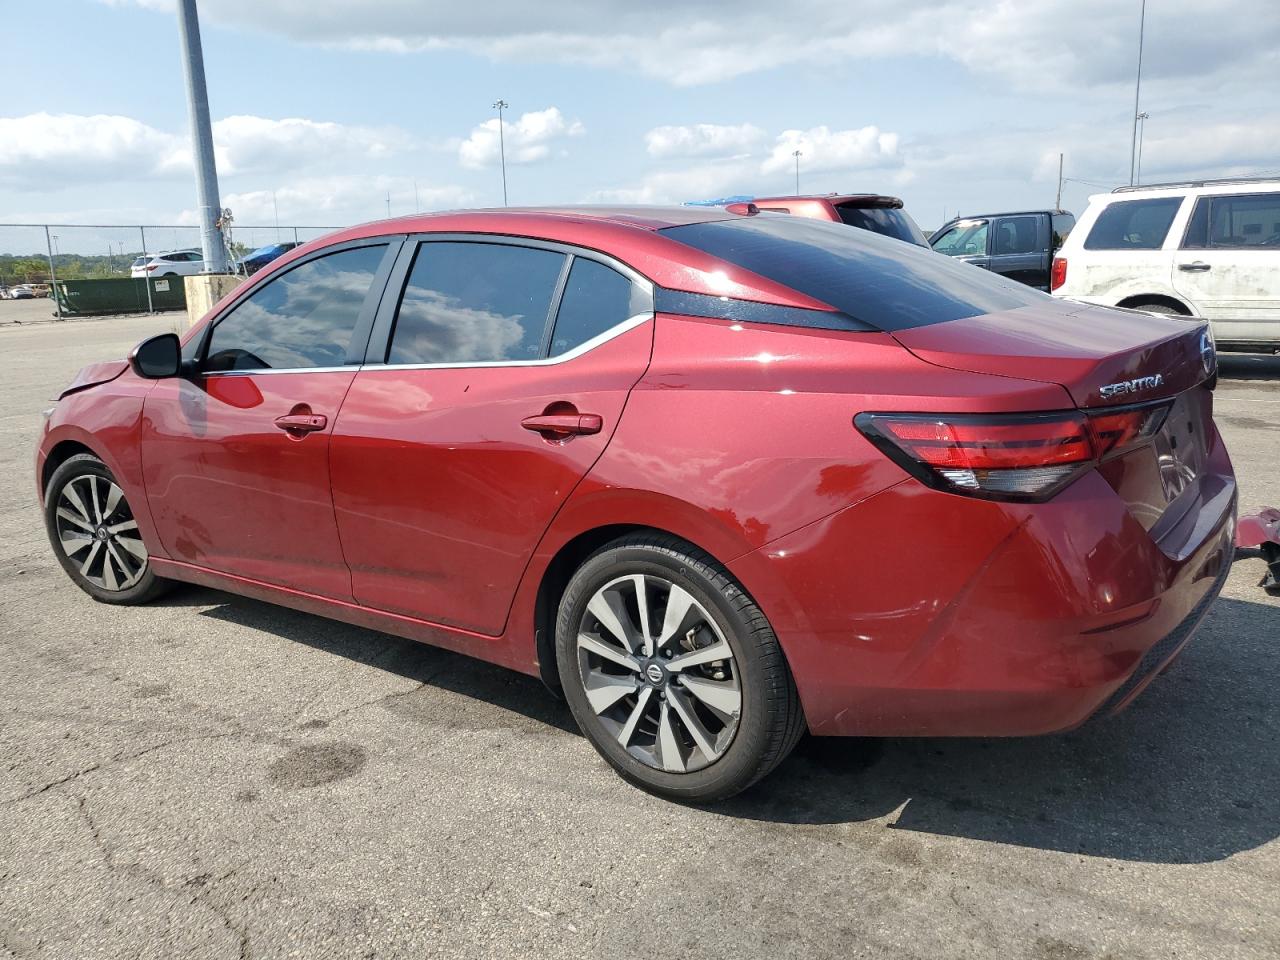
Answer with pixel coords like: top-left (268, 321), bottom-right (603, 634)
top-left (856, 403), bottom-right (1169, 501)
top-left (146, 264), bottom-right (158, 272)
top-left (1050, 257), bottom-right (1067, 291)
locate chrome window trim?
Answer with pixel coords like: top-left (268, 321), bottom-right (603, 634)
top-left (375, 310), bottom-right (652, 371)
top-left (199, 311), bottom-right (653, 377)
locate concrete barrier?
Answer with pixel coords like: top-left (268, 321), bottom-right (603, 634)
top-left (182, 274), bottom-right (244, 331)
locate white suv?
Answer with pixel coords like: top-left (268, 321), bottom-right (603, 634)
top-left (1051, 177), bottom-right (1280, 351)
top-left (130, 250), bottom-right (207, 279)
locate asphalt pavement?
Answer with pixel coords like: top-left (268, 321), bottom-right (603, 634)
top-left (2, 314), bottom-right (1277, 959)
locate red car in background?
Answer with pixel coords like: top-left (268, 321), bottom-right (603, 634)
top-left (750, 193), bottom-right (930, 246)
top-left (37, 206), bottom-right (1235, 801)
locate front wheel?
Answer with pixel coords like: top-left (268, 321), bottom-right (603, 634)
top-left (43, 453), bottom-right (170, 604)
top-left (555, 533), bottom-right (804, 802)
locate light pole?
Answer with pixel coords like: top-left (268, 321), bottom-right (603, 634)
top-left (1128, 0), bottom-right (1147, 186)
top-left (493, 99), bottom-right (509, 206)
top-left (51, 235), bottom-right (60, 257)
top-left (792, 149), bottom-right (802, 194)
top-left (176, 0), bottom-right (229, 273)
top-left (1135, 112), bottom-right (1150, 184)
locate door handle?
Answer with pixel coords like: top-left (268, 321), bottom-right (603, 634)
top-left (1178, 261), bottom-right (1212, 272)
top-left (274, 413), bottom-right (327, 434)
top-left (521, 413), bottom-right (603, 437)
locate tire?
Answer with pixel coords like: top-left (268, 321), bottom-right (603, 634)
top-left (43, 453), bottom-right (170, 605)
top-left (555, 533), bottom-right (804, 802)
top-left (1130, 302), bottom-right (1186, 317)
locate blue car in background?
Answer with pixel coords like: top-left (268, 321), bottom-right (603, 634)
top-left (238, 241), bottom-right (301, 276)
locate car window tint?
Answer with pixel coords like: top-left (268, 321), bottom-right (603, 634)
top-left (931, 220), bottom-right (988, 256)
top-left (993, 217), bottom-right (1038, 255)
top-left (205, 244), bottom-right (387, 371)
top-left (1205, 193), bottom-right (1280, 248)
top-left (836, 206), bottom-right (929, 246)
top-left (664, 215), bottom-right (1046, 332)
top-left (549, 258), bottom-right (637, 356)
top-left (388, 242), bottom-right (565, 364)
top-left (1181, 197), bottom-right (1211, 249)
top-left (1051, 214), bottom-right (1075, 248)
top-left (1083, 197), bottom-right (1183, 250)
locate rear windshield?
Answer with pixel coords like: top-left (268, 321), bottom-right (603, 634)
top-left (1084, 197), bottom-right (1183, 250)
top-left (661, 215), bottom-right (1047, 331)
top-left (836, 205), bottom-right (929, 246)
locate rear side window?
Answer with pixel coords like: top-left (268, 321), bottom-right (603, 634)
top-left (663, 215), bottom-right (1046, 332)
top-left (205, 244), bottom-right (387, 371)
top-left (993, 216), bottom-right (1039, 255)
top-left (836, 206), bottom-right (928, 246)
top-left (1051, 213), bottom-right (1074, 249)
top-left (388, 241), bottom-right (565, 364)
top-left (1083, 197), bottom-right (1183, 250)
top-left (1183, 192), bottom-right (1280, 249)
top-left (549, 258), bottom-right (637, 356)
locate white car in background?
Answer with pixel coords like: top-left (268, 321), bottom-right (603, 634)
top-left (130, 250), bottom-right (207, 279)
top-left (1051, 177), bottom-right (1280, 351)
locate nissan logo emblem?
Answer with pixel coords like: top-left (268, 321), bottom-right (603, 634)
top-left (1199, 330), bottom-right (1215, 376)
top-left (646, 663), bottom-right (665, 684)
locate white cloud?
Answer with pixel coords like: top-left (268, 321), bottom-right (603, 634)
top-left (457, 107), bottom-right (584, 169)
top-left (189, 176), bottom-right (474, 227)
top-left (645, 124), bottom-right (766, 160)
top-left (0, 113), bottom-right (186, 188)
top-left (762, 126), bottom-right (901, 176)
top-left (103, 0), bottom-right (1280, 91)
top-left (210, 115), bottom-right (411, 176)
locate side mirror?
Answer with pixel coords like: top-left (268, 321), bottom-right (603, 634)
top-left (129, 333), bottom-right (182, 379)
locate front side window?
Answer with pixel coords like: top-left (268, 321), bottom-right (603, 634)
top-left (1083, 197), bottom-right (1183, 250)
top-left (931, 220), bottom-right (989, 256)
top-left (992, 217), bottom-right (1039, 255)
top-left (1183, 192), bottom-right (1280, 249)
top-left (388, 241), bottom-right (566, 364)
top-left (548, 258), bottom-right (639, 357)
top-left (205, 244), bottom-right (387, 371)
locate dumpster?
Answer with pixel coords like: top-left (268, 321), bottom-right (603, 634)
top-left (52, 277), bottom-right (187, 316)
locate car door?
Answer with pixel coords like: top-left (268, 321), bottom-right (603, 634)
top-left (989, 215), bottom-right (1047, 288)
top-left (930, 218), bottom-right (991, 270)
top-left (1173, 191), bottom-right (1280, 343)
top-left (329, 236), bottom-right (654, 635)
top-left (140, 238), bottom-right (399, 597)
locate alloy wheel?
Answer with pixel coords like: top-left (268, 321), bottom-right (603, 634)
top-left (54, 475), bottom-right (148, 592)
top-left (575, 574), bottom-right (741, 773)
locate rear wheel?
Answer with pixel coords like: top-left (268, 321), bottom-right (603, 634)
top-left (43, 453), bottom-right (170, 604)
top-left (555, 533), bottom-right (804, 802)
top-left (1128, 301), bottom-right (1187, 317)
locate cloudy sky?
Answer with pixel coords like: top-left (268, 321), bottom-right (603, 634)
top-left (2, 0), bottom-right (1277, 251)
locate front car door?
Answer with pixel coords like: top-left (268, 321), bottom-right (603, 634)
top-left (1173, 190), bottom-right (1280, 346)
top-left (141, 239), bottom-right (399, 597)
top-left (930, 218), bottom-right (991, 270)
top-left (989, 215), bottom-right (1047, 288)
top-left (329, 236), bottom-right (654, 635)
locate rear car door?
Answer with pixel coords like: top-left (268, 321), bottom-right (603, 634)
top-left (329, 236), bottom-right (654, 635)
top-left (1173, 191), bottom-right (1280, 344)
top-left (989, 215), bottom-right (1047, 288)
top-left (140, 239), bottom-right (398, 597)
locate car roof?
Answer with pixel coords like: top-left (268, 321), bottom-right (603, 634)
top-left (377, 205), bottom-right (743, 233)
top-left (942, 210), bottom-right (1071, 221)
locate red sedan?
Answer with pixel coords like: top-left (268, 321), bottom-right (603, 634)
top-left (37, 206), bottom-right (1235, 801)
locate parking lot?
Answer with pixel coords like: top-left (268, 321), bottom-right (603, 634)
top-left (1, 314), bottom-right (1277, 959)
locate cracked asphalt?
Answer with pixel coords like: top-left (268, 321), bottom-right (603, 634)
top-left (2, 314), bottom-right (1278, 960)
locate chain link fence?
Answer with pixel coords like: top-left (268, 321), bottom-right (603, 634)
top-left (0, 223), bottom-right (342, 317)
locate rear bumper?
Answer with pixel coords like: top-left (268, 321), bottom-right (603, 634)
top-left (728, 440), bottom-right (1237, 738)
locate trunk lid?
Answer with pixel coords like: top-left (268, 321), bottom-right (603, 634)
top-left (892, 299), bottom-right (1220, 535)
top-left (890, 300), bottom-right (1213, 409)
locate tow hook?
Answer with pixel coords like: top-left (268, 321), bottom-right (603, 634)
top-left (1237, 508), bottom-right (1280, 596)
